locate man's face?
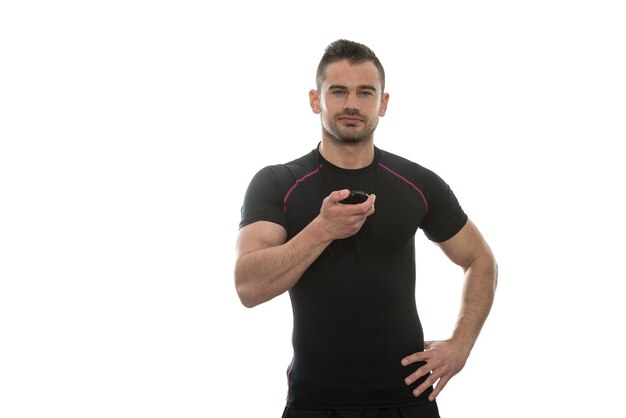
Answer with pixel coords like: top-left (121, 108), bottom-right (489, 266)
top-left (310, 60), bottom-right (389, 144)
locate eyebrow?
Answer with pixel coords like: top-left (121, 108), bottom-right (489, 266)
top-left (328, 84), bottom-right (378, 91)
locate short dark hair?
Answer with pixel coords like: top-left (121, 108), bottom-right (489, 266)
top-left (316, 39), bottom-right (386, 92)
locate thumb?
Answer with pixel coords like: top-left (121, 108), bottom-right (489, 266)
top-left (329, 189), bottom-right (350, 204)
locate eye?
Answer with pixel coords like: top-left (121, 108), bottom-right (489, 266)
top-left (331, 90), bottom-right (347, 96)
top-left (358, 90), bottom-right (374, 96)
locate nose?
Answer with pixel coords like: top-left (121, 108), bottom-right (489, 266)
top-left (344, 93), bottom-right (360, 111)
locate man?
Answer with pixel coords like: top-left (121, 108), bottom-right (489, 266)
top-left (235, 39), bottom-right (497, 418)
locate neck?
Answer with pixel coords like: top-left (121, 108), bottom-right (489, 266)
top-left (318, 138), bottom-right (375, 169)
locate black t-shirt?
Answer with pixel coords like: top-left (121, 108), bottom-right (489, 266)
top-left (239, 146), bottom-right (468, 409)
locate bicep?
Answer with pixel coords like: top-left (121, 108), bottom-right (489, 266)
top-left (236, 221), bottom-right (288, 258)
top-left (435, 218), bottom-right (493, 271)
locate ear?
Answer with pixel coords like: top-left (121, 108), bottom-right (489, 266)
top-left (309, 89), bottom-right (321, 114)
top-left (379, 92), bottom-right (390, 117)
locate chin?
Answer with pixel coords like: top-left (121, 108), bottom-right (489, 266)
top-left (323, 125), bottom-right (373, 145)
top-left (332, 134), bottom-right (369, 145)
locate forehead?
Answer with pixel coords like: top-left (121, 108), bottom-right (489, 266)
top-left (322, 60), bottom-right (382, 90)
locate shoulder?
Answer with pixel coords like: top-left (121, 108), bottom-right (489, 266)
top-left (251, 149), bottom-right (318, 184)
top-left (251, 152), bottom-right (317, 178)
top-left (283, 148), bottom-right (319, 176)
top-left (377, 147), bottom-right (439, 183)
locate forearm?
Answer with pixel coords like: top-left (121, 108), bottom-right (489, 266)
top-left (451, 254), bottom-right (498, 354)
top-left (235, 218), bottom-right (332, 308)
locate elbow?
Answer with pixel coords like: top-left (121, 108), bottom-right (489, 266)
top-left (234, 260), bottom-right (283, 308)
top-left (492, 260), bottom-right (499, 291)
top-left (234, 271), bottom-right (262, 309)
top-left (235, 280), bottom-right (257, 309)
top-left (482, 248), bottom-right (498, 293)
top-left (235, 281), bottom-right (275, 309)
top-left (470, 253), bottom-right (498, 295)
top-left (240, 298), bottom-right (258, 309)
top-left (237, 289), bottom-right (260, 309)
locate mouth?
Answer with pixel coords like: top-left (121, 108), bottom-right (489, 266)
top-left (338, 116), bottom-right (363, 123)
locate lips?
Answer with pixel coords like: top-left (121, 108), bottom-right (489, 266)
top-left (338, 116), bottom-right (363, 123)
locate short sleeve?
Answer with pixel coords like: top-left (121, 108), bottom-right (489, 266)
top-left (420, 172), bottom-right (468, 242)
top-left (239, 165), bottom-right (290, 230)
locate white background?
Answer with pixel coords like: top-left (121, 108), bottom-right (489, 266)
top-left (1, 1), bottom-right (625, 417)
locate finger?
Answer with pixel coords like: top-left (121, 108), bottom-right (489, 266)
top-left (354, 196), bottom-right (376, 214)
top-left (401, 351), bottom-right (427, 366)
top-left (404, 363), bottom-right (431, 386)
top-left (424, 341), bottom-right (433, 350)
top-left (428, 376), bottom-right (450, 401)
top-left (413, 372), bottom-right (440, 398)
top-left (328, 189), bottom-right (350, 204)
top-left (366, 194), bottom-right (376, 213)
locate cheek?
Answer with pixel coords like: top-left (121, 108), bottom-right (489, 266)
top-left (321, 102), bottom-right (340, 117)
top-left (319, 98), bottom-right (331, 112)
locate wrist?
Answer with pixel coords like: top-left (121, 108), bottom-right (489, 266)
top-left (307, 215), bottom-right (335, 247)
top-left (450, 331), bottom-right (476, 357)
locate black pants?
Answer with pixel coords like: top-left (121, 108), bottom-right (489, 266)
top-left (281, 402), bottom-right (440, 418)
